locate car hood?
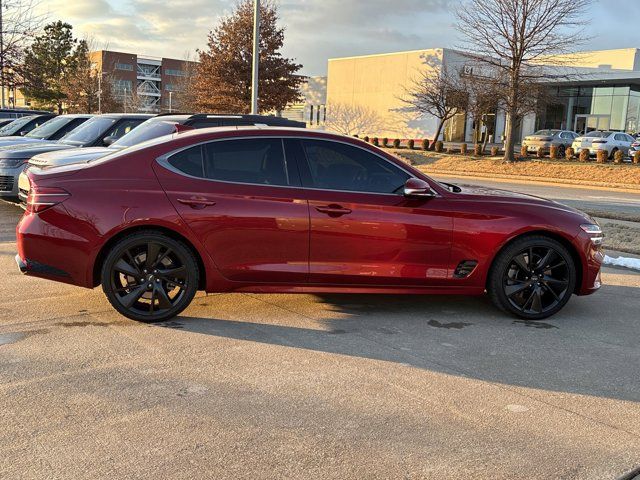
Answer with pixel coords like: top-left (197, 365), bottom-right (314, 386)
top-left (452, 183), bottom-right (590, 217)
top-left (0, 137), bottom-right (49, 147)
top-left (29, 146), bottom-right (115, 167)
top-left (0, 143), bottom-right (74, 159)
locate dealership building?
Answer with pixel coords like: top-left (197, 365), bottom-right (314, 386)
top-left (319, 47), bottom-right (640, 142)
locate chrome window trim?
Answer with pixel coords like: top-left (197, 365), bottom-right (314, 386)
top-left (155, 135), bottom-right (436, 198)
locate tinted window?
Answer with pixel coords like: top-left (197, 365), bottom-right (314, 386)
top-left (203, 138), bottom-right (292, 186)
top-left (106, 119), bottom-right (145, 140)
top-left (300, 139), bottom-right (409, 194)
top-left (168, 145), bottom-right (204, 177)
top-left (49, 118), bottom-right (89, 140)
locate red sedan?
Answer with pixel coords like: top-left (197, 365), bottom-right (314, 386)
top-left (16, 127), bottom-right (603, 322)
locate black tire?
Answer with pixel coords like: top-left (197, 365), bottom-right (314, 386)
top-left (487, 235), bottom-right (576, 320)
top-left (610, 148), bottom-right (618, 160)
top-left (101, 231), bottom-right (199, 322)
top-left (557, 145), bottom-right (566, 158)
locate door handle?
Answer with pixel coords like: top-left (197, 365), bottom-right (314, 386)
top-left (176, 197), bottom-right (216, 209)
top-left (315, 204), bottom-right (352, 216)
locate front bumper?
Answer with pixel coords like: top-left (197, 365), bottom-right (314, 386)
top-left (0, 165), bottom-right (25, 199)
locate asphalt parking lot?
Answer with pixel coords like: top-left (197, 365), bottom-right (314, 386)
top-left (1, 200), bottom-right (639, 479)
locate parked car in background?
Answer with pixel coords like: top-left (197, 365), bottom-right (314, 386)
top-left (0, 113), bottom-right (151, 200)
top-left (16, 127), bottom-right (603, 322)
top-left (0, 119), bottom-right (14, 129)
top-left (0, 108), bottom-right (52, 120)
top-left (27, 113), bottom-right (307, 169)
top-left (629, 139), bottom-right (640, 160)
top-left (0, 114), bottom-right (56, 137)
top-left (572, 131), bottom-right (635, 159)
top-left (522, 129), bottom-right (578, 156)
top-left (0, 114), bottom-right (92, 148)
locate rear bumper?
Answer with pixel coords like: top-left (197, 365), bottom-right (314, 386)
top-left (16, 207), bottom-right (93, 287)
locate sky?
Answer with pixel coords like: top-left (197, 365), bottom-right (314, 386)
top-left (35, 0), bottom-right (640, 77)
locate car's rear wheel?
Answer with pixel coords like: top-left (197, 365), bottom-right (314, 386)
top-left (557, 145), bottom-right (565, 158)
top-left (488, 236), bottom-right (576, 320)
top-left (101, 231), bottom-right (198, 322)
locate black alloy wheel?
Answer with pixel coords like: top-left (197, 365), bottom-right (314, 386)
top-left (488, 236), bottom-right (576, 319)
top-left (557, 144), bottom-right (566, 158)
top-left (101, 231), bottom-right (198, 322)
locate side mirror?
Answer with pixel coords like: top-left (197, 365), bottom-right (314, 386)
top-left (19, 130), bottom-right (28, 136)
top-left (102, 135), bottom-right (116, 146)
top-left (404, 178), bottom-right (436, 198)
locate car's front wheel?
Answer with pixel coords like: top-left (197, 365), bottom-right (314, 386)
top-left (488, 235), bottom-right (576, 320)
top-left (101, 231), bottom-right (199, 322)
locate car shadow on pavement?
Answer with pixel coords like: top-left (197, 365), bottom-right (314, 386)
top-left (161, 283), bottom-right (640, 403)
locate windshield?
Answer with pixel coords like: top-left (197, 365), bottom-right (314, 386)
top-left (25, 116), bottom-right (73, 139)
top-left (0, 116), bottom-right (34, 136)
top-left (59, 117), bottom-right (117, 145)
top-left (112, 120), bottom-right (177, 148)
top-left (533, 130), bottom-right (559, 136)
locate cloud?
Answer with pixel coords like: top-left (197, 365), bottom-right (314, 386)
top-left (34, 0), bottom-right (615, 77)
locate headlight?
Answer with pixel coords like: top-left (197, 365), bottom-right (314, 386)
top-left (581, 223), bottom-right (604, 245)
top-left (0, 158), bottom-right (28, 168)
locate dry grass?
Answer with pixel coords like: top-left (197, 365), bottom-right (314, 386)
top-left (600, 221), bottom-right (640, 255)
top-left (392, 150), bottom-right (640, 190)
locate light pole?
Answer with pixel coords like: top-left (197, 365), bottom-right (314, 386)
top-left (0, 0), bottom-right (5, 109)
top-left (169, 91), bottom-right (172, 113)
top-left (250, 0), bottom-right (260, 114)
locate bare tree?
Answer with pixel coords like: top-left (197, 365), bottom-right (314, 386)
top-left (400, 55), bottom-right (468, 149)
top-left (324, 102), bottom-right (383, 136)
top-left (0, 0), bottom-right (46, 107)
top-left (456, 0), bottom-right (591, 161)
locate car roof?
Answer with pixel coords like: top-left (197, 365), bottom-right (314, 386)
top-left (58, 114), bottom-right (94, 118)
top-left (99, 113), bottom-right (155, 119)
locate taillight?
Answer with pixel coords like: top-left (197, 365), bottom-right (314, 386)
top-left (592, 139), bottom-right (608, 144)
top-left (26, 185), bottom-right (70, 214)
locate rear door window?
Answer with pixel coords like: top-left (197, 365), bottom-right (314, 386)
top-left (203, 138), bottom-right (298, 187)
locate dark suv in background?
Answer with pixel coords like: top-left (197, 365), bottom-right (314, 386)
top-left (27, 114), bottom-right (306, 168)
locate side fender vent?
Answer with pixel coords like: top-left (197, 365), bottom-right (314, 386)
top-left (454, 260), bottom-right (478, 278)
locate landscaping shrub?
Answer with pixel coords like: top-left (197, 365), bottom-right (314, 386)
top-left (549, 145), bottom-right (559, 159)
top-left (372, 137), bottom-right (379, 146)
top-left (520, 145), bottom-right (528, 157)
top-left (422, 139), bottom-right (430, 150)
top-left (392, 138), bottom-right (401, 149)
top-left (596, 149), bottom-right (608, 164)
top-left (363, 135), bottom-right (369, 143)
top-left (536, 146), bottom-right (545, 159)
top-left (407, 139), bottom-right (415, 150)
top-left (614, 149), bottom-right (624, 164)
top-left (382, 137), bottom-right (389, 147)
top-left (490, 146), bottom-right (499, 156)
top-left (435, 141), bottom-right (444, 153)
top-left (579, 149), bottom-right (589, 162)
top-left (634, 151), bottom-right (640, 164)
top-left (565, 147), bottom-right (575, 161)
top-left (474, 144), bottom-right (482, 156)
top-left (460, 143), bottom-right (467, 155)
